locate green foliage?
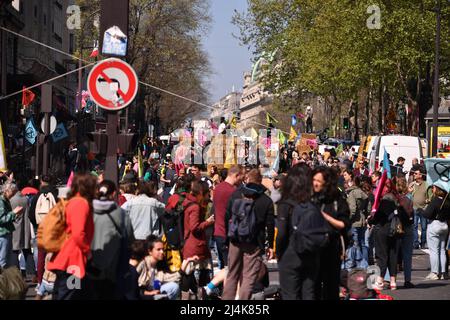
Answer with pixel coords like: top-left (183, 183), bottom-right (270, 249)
top-left (234, 0), bottom-right (450, 119)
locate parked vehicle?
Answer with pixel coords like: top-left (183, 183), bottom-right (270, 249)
top-left (368, 135), bottom-right (424, 174)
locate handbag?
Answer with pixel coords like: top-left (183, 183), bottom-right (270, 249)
top-left (388, 210), bottom-right (404, 238)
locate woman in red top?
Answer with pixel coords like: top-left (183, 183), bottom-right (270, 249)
top-left (180, 180), bottom-right (215, 300)
top-left (48, 174), bottom-right (97, 300)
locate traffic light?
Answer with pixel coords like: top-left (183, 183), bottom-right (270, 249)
top-left (343, 117), bottom-right (349, 130)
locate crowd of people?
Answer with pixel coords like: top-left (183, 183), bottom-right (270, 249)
top-left (0, 138), bottom-right (449, 300)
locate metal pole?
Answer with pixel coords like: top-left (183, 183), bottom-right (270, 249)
top-left (432, 0), bottom-right (441, 157)
top-left (105, 112), bottom-right (119, 185)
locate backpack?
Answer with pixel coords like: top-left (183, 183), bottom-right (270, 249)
top-left (228, 198), bottom-right (257, 244)
top-left (35, 192), bottom-right (57, 225)
top-left (290, 202), bottom-right (330, 255)
top-left (159, 194), bottom-right (192, 250)
top-left (37, 199), bottom-right (68, 253)
top-left (0, 267), bottom-right (27, 300)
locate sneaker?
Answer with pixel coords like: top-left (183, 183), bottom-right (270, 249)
top-left (413, 244), bottom-right (420, 250)
top-left (440, 273), bottom-right (450, 280)
top-left (404, 281), bottom-right (415, 288)
top-left (425, 272), bottom-right (440, 280)
top-left (421, 244), bottom-right (428, 250)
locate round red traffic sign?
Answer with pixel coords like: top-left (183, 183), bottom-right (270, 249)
top-left (87, 58), bottom-right (138, 111)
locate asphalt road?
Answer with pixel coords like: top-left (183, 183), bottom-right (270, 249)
top-left (24, 249), bottom-right (449, 300)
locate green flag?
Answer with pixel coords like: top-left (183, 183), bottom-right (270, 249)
top-left (335, 144), bottom-right (343, 156)
top-left (278, 130), bottom-right (286, 145)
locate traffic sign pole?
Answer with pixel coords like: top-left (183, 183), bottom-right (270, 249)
top-left (105, 112), bottom-right (119, 184)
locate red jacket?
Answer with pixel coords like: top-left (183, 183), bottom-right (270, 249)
top-left (48, 196), bottom-right (94, 279)
top-left (182, 194), bottom-right (211, 260)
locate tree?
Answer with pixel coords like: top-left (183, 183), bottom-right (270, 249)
top-left (234, 0), bottom-right (450, 137)
top-left (76, 0), bottom-right (211, 135)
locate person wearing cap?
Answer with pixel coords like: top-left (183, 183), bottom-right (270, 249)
top-left (408, 165), bottom-right (432, 250)
top-left (423, 183), bottom-right (450, 280)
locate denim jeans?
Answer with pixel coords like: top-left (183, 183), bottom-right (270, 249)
top-left (0, 233), bottom-right (12, 268)
top-left (414, 209), bottom-right (428, 247)
top-left (344, 227), bottom-right (369, 270)
top-left (37, 280), bottom-right (54, 296)
top-left (365, 227), bottom-right (375, 266)
top-left (426, 220), bottom-right (449, 274)
top-left (160, 282), bottom-right (180, 300)
top-left (401, 224), bottom-right (414, 282)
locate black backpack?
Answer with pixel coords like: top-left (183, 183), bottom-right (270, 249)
top-left (228, 198), bottom-right (257, 244)
top-left (290, 202), bottom-right (330, 255)
top-left (159, 194), bottom-right (193, 250)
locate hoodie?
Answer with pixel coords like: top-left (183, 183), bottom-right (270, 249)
top-left (90, 199), bottom-right (134, 282)
top-left (226, 183), bottom-right (275, 251)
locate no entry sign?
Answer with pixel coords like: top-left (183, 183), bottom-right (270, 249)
top-left (87, 58), bottom-right (138, 111)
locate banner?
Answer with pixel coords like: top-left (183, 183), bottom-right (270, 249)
top-left (52, 123), bottom-right (69, 143)
top-left (25, 119), bottom-right (38, 145)
top-left (425, 158), bottom-right (450, 193)
top-left (0, 121), bottom-right (7, 171)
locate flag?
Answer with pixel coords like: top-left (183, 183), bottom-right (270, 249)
top-left (383, 147), bottom-right (392, 179)
top-left (371, 170), bottom-right (388, 214)
top-left (425, 158), bottom-right (450, 193)
top-left (25, 119), bottom-right (38, 145)
top-left (0, 121), bottom-right (7, 171)
top-left (52, 123), bottom-right (69, 143)
top-left (271, 150), bottom-right (280, 173)
top-left (266, 112), bottom-right (279, 125)
top-left (288, 126), bottom-right (297, 142)
top-left (90, 41), bottom-right (99, 58)
top-left (335, 144), bottom-right (343, 156)
top-left (278, 130), bottom-right (286, 145)
top-left (291, 115), bottom-right (297, 126)
top-left (22, 86), bottom-right (35, 107)
top-left (229, 116), bottom-right (237, 129)
top-left (138, 148), bottom-right (144, 178)
top-left (250, 127), bottom-right (258, 141)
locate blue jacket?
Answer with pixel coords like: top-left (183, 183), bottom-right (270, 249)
top-left (121, 194), bottom-right (165, 240)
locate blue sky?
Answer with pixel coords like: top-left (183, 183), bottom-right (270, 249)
top-left (204, 0), bottom-right (253, 103)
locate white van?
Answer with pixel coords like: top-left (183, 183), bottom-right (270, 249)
top-left (368, 135), bottom-right (424, 174)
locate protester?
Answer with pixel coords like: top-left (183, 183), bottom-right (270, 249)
top-left (0, 183), bottom-right (23, 268)
top-left (311, 167), bottom-right (350, 300)
top-left (276, 164), bottom-right (321, 300)
top-left (408, 165), bottom-right (431, 249)
top-left (122, 181), bottom-right (165, 240)
top-left (396, 177), bottom-right (415, 288)
top-left (10, 183), bottom-right (36, 280)
top-left (369, 179), bottom-right (402, 291)
top-left (212, 165), bottom-right (243, 269)
top-left (137, 235), bottom-right (181, 300)
top-left (161, 160), bottom-right (177, 204)
top-left (180, 180), bottom-right (215, 300)
top-left (423, 185), bottom-right (450, 280)
top-left (222, 169), bottom-right (275, 300)
top-left (89, 180), bottom-right (135, 299)
top-left (48, 174), bottom-right (97, 300)
top-left (344, 176), bottom-right (370, 270)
